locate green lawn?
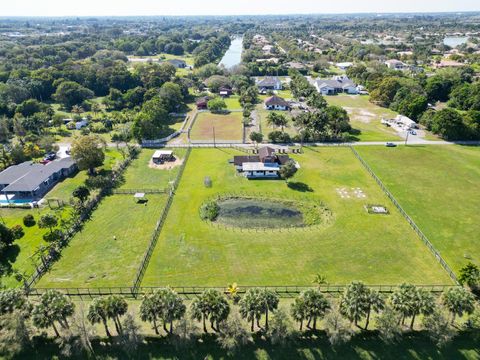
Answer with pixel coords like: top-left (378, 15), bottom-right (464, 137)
top-left (141, 147), bottom-right (451, 287)
top-left (190, 112), bottom-right (244, 142)
top-left (224, 95), bottom-right (243, 110)
top-left (37, 194), bottom-right (168, 288)
top-left (120, 148), bottom-right (187, 189)
top-left (325, 95), bottom-right (402, 142)
top-left (357, 145), bottom-right (480, 275)
top-left (0, 207), bottom-right (70, 288)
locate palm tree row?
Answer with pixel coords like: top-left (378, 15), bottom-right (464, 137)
top-left (0, 283), bottom-right (477, 351)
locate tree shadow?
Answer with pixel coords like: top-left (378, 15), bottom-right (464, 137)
top-left (1, 244), bottom-right (20, 275)
top-left (287, 182), bottom-right (314, 192)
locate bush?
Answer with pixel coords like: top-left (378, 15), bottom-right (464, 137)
top-left (200, 201), bottom-right (220, 221)
top-left (268, 131), bottom-right (291, 144)
top-left (23, 214), bottom-right (35, 227)
top-left (11, 225), bottom-right (24, 240)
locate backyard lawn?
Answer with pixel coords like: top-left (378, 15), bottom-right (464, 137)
top-left (357, 145), bottom-right (480, 275)
top-left (141, 147), bottom-right (451, 287)
top-left (325, 95), bottom-right (402, 142)
top-left (37, 193), bottom-right (168, 288)
top-left (224, 96), bottom-right (242, 110)
top-left (190, 112), bottom-right (243, 142)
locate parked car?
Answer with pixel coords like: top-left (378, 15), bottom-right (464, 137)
top-left (410, 130), bottom-right (417, 135)
top-left (386, 142), bottom-right (397, 147)
top-left (44, 152), bottom-right (56, 161)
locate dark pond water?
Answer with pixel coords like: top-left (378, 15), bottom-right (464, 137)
top-left (216, 198), bottom-right (304, 229)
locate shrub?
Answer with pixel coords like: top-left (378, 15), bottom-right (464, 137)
top-left (11, 225), bottom-right (24, 240)
top-left (268, 131), bottom-right (291, 144)
top-left (200, 201), bottom-right (219, 221)
top-left (23, 214), bottom-right (35, 227)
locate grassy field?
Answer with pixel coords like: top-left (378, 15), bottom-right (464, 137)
top-left (119, 148), bottom-right (187, 189)
top-left (190, 112), bottom-right (243, 142)
top-left (37, 193), bottom-right (168, 288)
top-left (357, 145), bottom-right (480, 275)
top-left (325, 95), bottom-right (402, 142)
top-left (224, 95), bottom-right (243, 110)
top-left (141, 147), bottom-right (451, 287)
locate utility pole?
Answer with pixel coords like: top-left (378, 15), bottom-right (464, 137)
top-left (213, 126), bottom-right (216, 148)
top-left (405, 129), bottom-right (410, 146)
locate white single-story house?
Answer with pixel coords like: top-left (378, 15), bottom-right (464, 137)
top-left (313, 75), bottom-right (358, 95)
top-left (233, 147), bottom-right (291, 179)
top-left (264, 95), bottom-right (290, 111)
top-left (256, 76), bottom-right (282, 91)
top-left (152, 150), bottom-right (174, 164)
top-left (385, 59), bottom-right (408, 70)
top-left (336, 62), bottom-right (354, 70)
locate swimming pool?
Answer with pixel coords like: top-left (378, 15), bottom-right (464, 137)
top-left (0, 199), bottom-right (33, 204)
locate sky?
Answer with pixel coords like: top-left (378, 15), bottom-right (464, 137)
top-left (0, 0), bottom-right (479, 17)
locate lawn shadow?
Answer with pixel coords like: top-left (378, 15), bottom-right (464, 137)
top-left (1, 244), bottom-right (20, 274)
top-left (287, 182), bottom-right (314, 192)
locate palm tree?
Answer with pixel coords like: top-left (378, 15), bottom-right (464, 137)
top-left (140, 293), bottom-right (161, 335)
top-left (71, 105), bottom-right (84, 116)
top-left (0, 289), bottom-right (31, 316)
top-left (157, 288), bottom-right (186, 334)
top-left (391, 284), bottom-right (435, 329)
top-left (259, 289), bottom-right (279, 331)
top-left (226, 283), bottom-right (240, 303)
top-left (409, 289), bottom-right (435, 329)
top-left (267, 112), bottom-right (289, 133)
top-left (106, 295), bottom-right (128, 335)
top-left (291, 296), bottom-right (308, 331)
top-left (364, 290), bottom-right (384, 330)
top-left (302, 288), bottom-right (330, 330)
top-left (87, 297), bottom-right (111, 337)
top-left (91, 103), bottom-right (101, 118)
top-left (239, 288), bottom-right (263, 332)
top-left (391, 283), bottom-right (416, 326)
top-left (32, 290), bottom-right (75, 337)
top-left (191, 289), bottom-right (230, 333)
top-left (442, 287), bottom-right (476, 325)
top-left (340, 281), bottom-right (369, 327)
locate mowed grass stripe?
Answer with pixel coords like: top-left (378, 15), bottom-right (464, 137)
top-left (141, 147), bottom-right (451, 287)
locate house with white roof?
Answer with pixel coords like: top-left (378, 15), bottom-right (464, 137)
top-left (313, 75), bottom-right (358, 95)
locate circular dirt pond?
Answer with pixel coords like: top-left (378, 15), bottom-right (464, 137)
top-left (215, 198), bottom-right (305, 229)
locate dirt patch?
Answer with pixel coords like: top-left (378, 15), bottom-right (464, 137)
top-left (149, 157), bottom-right (184, 170)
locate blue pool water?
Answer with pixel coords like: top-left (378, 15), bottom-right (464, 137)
top-left (0, 199), bottom-right (32, 204)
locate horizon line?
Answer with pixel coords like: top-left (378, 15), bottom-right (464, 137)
top-left (1, 10), bottom-right (479, 18)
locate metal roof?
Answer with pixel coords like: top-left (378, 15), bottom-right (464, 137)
top-left (242, 162), bottom-right (280, 172)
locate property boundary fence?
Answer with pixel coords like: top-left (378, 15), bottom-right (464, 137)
top-left (27, 284), bottom-right (458, 299)
top-left (131, 147), bottom-right (192, 293)
top-left (349, 146), bottom-right (459, 285)
top-left (26, 151), bottom-right (139, 290)
top-left (113, 189), bottom-right (168, 195)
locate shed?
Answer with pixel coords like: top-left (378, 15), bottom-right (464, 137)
top-left (152, 150), bottom-right (174, 164)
